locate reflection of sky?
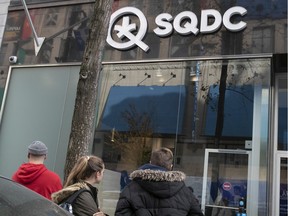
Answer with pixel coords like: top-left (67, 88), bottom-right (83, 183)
top-left (237, 0), bottom-right (287, 19)
top-left (204, 85), bottom-right (254, 138)
top-left (99, 85), bottom-right (186, 134)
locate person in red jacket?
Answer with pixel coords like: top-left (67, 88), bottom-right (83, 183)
top-left (12, 140), bottom-right (62, 200)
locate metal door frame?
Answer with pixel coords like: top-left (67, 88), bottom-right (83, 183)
top-left (271, 72), bottom-right (288, 215)
top-left (273, 152), bottom-right (288, 216)
top-left (201, 148), bottom-right (252, 215)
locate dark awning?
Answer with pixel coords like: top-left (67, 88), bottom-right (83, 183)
top-left (97, 85), bottom-right (186, 135)
top-left (203, 85), bottom-right (254, 138)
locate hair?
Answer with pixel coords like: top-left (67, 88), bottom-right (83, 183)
top-left (64, 155), bottom-right (104, 187)
top-left (150, 147), bottom-right (174, 170)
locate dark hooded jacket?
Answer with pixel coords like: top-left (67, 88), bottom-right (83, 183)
top-left (115, 164), bottom-right (204, 216)
top-left (51, 182), bottom-right (101, 216)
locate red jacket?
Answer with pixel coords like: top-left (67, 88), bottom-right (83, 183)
top-left (12, 163), bottom-right (62, 200)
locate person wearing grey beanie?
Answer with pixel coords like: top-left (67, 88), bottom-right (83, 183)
top-left (12, 140), bottom-right (62, 200)
top-left (28, 140), bottom-right (48, 155)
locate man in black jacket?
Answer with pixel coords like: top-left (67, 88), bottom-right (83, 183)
top-left (115, 147), bottom-right (204, 216)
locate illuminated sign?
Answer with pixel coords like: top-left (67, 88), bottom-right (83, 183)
top-left (107, 6), bottom-right (247, 52)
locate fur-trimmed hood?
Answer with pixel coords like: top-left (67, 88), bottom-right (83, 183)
top-left (130, 169), bottom-right (186, 182)
top-left (51, 182), bottom-right (89, 204)
top-left (129, 169), bottom-right (187, 198)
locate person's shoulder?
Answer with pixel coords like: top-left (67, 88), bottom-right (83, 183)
top-left (78, 189), bottom-right (93, 197)
top-left (178, 185), bottom-right (196, 198)
top-left (120, 180), bottom-right (142, 196)
top-left (76, 188), bottom-right (94, 203)
top-left (42, 168), bottom-right (62, 180)
top-left (45, 168), bottom-right (60, 175)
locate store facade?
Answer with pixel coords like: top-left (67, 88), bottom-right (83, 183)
top-left (0, 0), bottom-right (287, 215)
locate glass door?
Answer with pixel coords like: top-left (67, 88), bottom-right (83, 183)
top-left (274, 153), bottom-right (288, 216)
top-left (201, 149), bottom-right (251, 216)
top-left (272, 75), bottom-right (288, 216)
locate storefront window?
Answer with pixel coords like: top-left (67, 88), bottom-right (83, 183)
top-left (2, 0), bottom-right (286, 66)
top-left (277, 77), bottom-right (287, 151)
top-left (9, 0), bottom-right (78, 6)
top-left (280, 158), bottom-right (288, 216)
top-left (92, 58), bottom-right (271, 215)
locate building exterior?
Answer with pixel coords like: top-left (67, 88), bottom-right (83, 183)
top-left (0, 0), bottom-right (287, 216)
top-left (0, 0), bottom-right (10, 48)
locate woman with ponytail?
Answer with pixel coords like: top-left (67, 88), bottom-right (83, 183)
top-left (52, 155), bottom-right (107, 216)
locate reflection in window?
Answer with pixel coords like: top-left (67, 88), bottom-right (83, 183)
top-left (45, 8), bottom-right (59, 26)
top-left (147, 0), bottom-right (164, 15)
top-left (280, 158), bottom-right (288, 216)
top-left (285, 24), bottom-right (288, 51)
top-left (252, 27), bottom-right (274, 53)
top-left (142, 33), bottom-right (160, 59)
top-left (93, 59), bottom-right (270, 215)
top-left (170, 35), bottom-right (190, 57)
top-left (278, 78), bottom-right (288, 151)
top-left (221, 31), bottom-right (243, 55)
top-left (38, 40), bottom-right (53, 63)
top-left (94, 59), bottom-right (271, 172)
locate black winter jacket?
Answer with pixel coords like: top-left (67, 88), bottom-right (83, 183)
top-left (115, 165), bottom-right (204, 216)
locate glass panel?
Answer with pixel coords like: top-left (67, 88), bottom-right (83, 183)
top-left (204, 152), bottom-right (248, 216)
top-left (1, 0), bottom-right (286, 67)
top-left (278, 78), bottom-right (288, 150)
top-left (280, 158), bottom-right (288, 216)
top-left (0, 66), bottom-right (80, 179)
top-left (91, 58), bottom-right (270, 215)
top-left (10, 0), bottom-right (72, 6)
top-left (252, 27), bottom-right (274, 53)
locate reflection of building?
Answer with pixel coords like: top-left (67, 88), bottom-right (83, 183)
top-left (0, 1), bottom-right (10, 48)
top-left (0, 1), bottom-right (287, 216)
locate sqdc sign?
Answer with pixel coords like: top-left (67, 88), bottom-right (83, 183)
top-left (107, 6), bottom-right (247, 52)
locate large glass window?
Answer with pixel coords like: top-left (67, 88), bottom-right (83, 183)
top-left (92, 58), bottom-right (271, 216)
top-left (273, 75), bottom-right (288, 216)
top-left (252, 27), bottom-right (274, 53)
top-left (280, 158), bottom-right (288, 216)
top-left (277, 77), bottom-right (287, 151)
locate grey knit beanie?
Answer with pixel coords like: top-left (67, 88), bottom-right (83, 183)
top-left (28, 141), bottom-right (48, 155)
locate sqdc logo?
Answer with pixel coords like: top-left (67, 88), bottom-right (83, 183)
top-left (106, 7), bottom-right (149, 52)
top-left (107, 6), bottom-right (247, 52)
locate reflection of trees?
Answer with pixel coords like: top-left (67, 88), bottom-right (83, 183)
top-left (106, 104), bottom-right (153, 169)
top-left (196, 59), bottom-right (266, 140)
top-left (193, 59), bottom-right (267, 215)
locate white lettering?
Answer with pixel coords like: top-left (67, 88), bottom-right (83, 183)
top-left (173, 11), bottom-right (199, 35)
top-left (200, 9), bottom-right (222, 33)
top-left (107, 6), bottom-right (247, 51)
top-left (153, 13), bottom-right (173, 37)
top-left (107, 7), bottom-right (149, 51)
top-left (223, 6), bottom-right (247, 32)
top-left (6, 27), bottom-right (21, 31)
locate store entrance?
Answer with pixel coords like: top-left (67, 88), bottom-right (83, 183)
top-left (201, 149), bottom-right (251, 216)
top-left (274, 153), bottom-right (288, 216)
top-left (272, 74), bottom-right (288, 216)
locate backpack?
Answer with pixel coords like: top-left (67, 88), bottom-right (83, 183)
top-left (59, 188), bottom-right (88, 214)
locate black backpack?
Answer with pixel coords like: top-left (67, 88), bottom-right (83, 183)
top-left (59, 188), bottom-right (88, 214)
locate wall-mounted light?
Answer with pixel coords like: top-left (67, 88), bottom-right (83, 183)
top-left (137, 73), bottom-right (151, 86)
top-left (162, 72), bottom-right (176, 86)
top-left (230, 64), bottom-right (238, 76)
top-left (190, 67), bottom-right (201, 82)
top-left (113, 73), bottom-right (126, 86)
top-left (190, 73), bottom-right (200, 82)
top-left (111, 128), bottom-right (115, 142)
top-left (156, 68), bottom-right (163, 77)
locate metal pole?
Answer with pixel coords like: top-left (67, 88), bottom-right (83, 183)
top-left (20, 0), bottom-right (39, 46)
